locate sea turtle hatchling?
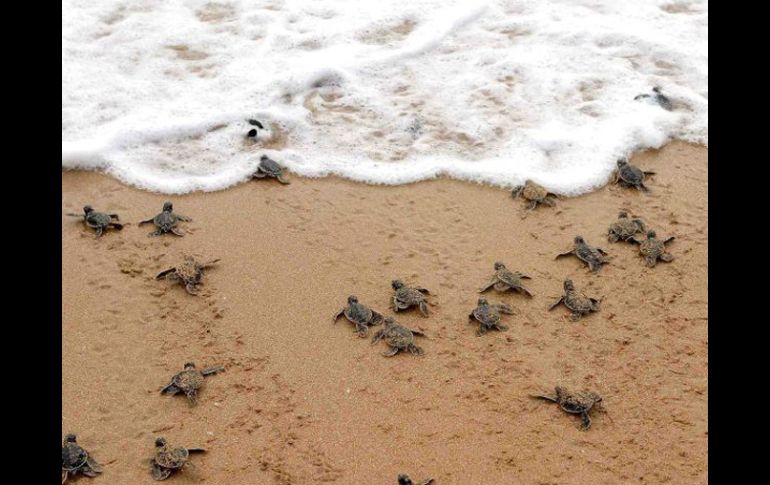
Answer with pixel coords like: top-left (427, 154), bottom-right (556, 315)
top-left (67, 205), bottom-right (123, 238)
top-left (398, 474), bottom-right (435, 485)
top-left (479, 262), bottom-right (533, 297)
top-left (548, 279), bottom-right (600, 321)
top-left (511, 180), bottom-right (559, 209)
top-left (607, 211), bottom-right (646, 243)
top-left (371, 317), bottom-right (426, 357)
top-left (634, 86), bottom-right (673, 111)
top-left (156, 256), bottom-right (220, 295)
top-left (138, 202), bottom-right (192, 237)
top-left (469, 297), bottom-right (514, 336)
top-left (333, 295), bottom-right (385, 337)
top-left (613, 159), bottom-right (656, 192)
top-left (253, 155), bottom-right (290, 184)
top-left (62, 433), bottom-right (103, 484)
top-left (391, 279), bottom-right (433, 317)
top-left (161, 362), bottom-right (224, 405)
top-left (150, 437), bottom-right (206, 481)
top-left (631, 230), bottom-right (675, 267)
top-left (555, 236), bottom-right (609, 272)
top-left (531, 386), bottom-right (604, 430)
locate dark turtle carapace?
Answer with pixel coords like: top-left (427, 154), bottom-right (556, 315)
top-left (391, 279), bottom-right (433, 317)
top-left (150, 437), bottom-right (206, 481)
top-left (511, 180), bottom-right (558, 209)
top-left (62, 433), bottom-right (103, 483)
top-left (548, 279), bottom-right (600, 321)
top-left (253, 155), bottom-right (290, 184)
top-left (631, 230), bottom-right (675, 267)
top-left (156, 256), bottom-right (220, 295)
top-left (531, 386), bottom-right (604, 430)
top-left (555, 236), bottom-right (609, 272)
top-left (469, 297), bottom-right (514, 336)
top-left (371, 317), bottom-right (426, 357)
top-left (161, 362), bottom-right (224, 405)
top-left (479, 262), bottom-right (533, 297)
top-left (613, 159), bottom-right (656, 192)
top-left (634, 86), bottom-right (673, 111)
top-left (333, 295), bottom-right (384, 337)
top-left (607, 211), bottom-right (646, 243)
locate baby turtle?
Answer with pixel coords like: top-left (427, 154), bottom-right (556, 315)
top-left (631, 230), bottom-right (675, 267)
top-left (634, 86), bottom-right (673, 111)
top-left (156, 256), bottom-right (220, 295)
top-left (138, 202), bottom-right (192, 237)
top-left (62, 433), bottom-right (103, 483)
top-left (371, 317), bottom-right (426, 357)
top-left (607, 211), bottom-right (646, 243)
top-left (247, 118), bottom-right (264, 137)
top-left (333, 295), bottom-right (384, 337)
top-left (398, 474), bottom-right (435, 485)
top-left (253, 154), bottom-right (290, 184)
top-left (150, 437), bottom-right (206, 481)
top-left (555, 236), bottom-right (609, 272)
top-left (469, 297), bottom-right (514, 336)
top-left (391, 279), bottom-right (433, 317)
top-left (548, 279), bottom-right (600, 321)
top-left (613, 159), bottom-right (656, 192)
top-left (161, 362), bottom-right (224, 405)
top-left (67, 205), bottom-right (124, 238)
top-left (511, 180), bottom-right (558, 209)
top-left (479, 262), bottom-right (533, 297)
top-left (531, 386), bottom-right (604, 430)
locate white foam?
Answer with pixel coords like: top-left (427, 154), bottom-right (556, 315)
top-left (62, 0), bottom-right (708, 194)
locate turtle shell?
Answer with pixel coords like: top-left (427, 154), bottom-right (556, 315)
top-left (259, 157), bottom-right (284, 176)
top-left (395, 287), bottom-right (426, 305)
top-left (609, 218), bottom-right (644, 240)
top-left (345, 301), bottom-right (374, 324)
top-left (574, 241), bottom-right (605, 266)
top-left (496, 267), bottom-right (525, 289)
top-left (154, 211), bottom-right (179, 231)
top-left (472, 304), bottom-right (500, 325)
top-left (521, 181), bottom-right (548, 201)
top-left (619, 163), bottom-right (644, 184)
top-left (85, 212), bottom-right (113, 229)
top-left (640, 238), bottom-right (665, 259)
top-left (62, 442), bottom-right (88, 471)
top-left (557, 390), bottom-right (601, 414)
top-left (172, 369), bottom-right (205, 393)
top-left (174, 258), bottom-right (204, 285)
top-left (383, 324), bottom-right (417, 349)
top-left (155, 446), bottom-right (190, 470)
top-left (564, 289), bottom-right (598, 314)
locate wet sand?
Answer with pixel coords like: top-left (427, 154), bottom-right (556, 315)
top-left (62, 141), bottom-right (707, 484)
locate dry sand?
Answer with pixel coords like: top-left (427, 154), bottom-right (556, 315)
top-left (62, 141), bottom-right (707, 484)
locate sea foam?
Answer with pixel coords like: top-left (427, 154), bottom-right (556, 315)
top-left (62, 0), bottom-right (708, 194)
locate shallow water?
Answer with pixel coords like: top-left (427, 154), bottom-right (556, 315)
top-left (62, 0), bottom-right (707, 194)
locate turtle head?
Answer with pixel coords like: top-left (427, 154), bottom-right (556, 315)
top-left (617, 159), bottom-right (627, 167)
top-left (155, 437), bottom-right (167, 448)
top-left (477, 297), bottom-right (488, 306)
top-left (554, 386), bottom-right (566, 398)
top-left (653, 86), bottom-right (662, 94)
top-left (383, 317), bottom-right (396, 326)
top-left (398, 475), bottom-right (414, 485)
top-left (347, 295), bottom-right (358, 305)
top-left (162, 201), bottom-right (173, 212)
top-left (574, 235), bottom-right (585, 245)
top-left (617, 211), bottom-right (628, 219)
top-left (183, 362), bottom-right (196, 370)
top-left (391, 280), bottom-right (404, 290)
top-left (64, 433), bottom-right (77, 443)
top-left (563, 279), bottom-right (574, 291)
top-left (494, 262), bottom-right (506, 270)
top-left (647, 230), bottom-right (656, 239)
top-left (83, 205), bottom-right (94, 214)
top-left (260, 154), bottom-right (270, 163)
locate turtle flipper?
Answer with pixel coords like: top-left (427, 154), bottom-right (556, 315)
top-left (555, 249), bottom-right (575, 259)
top-left (643, 171), bottom-right (656, 176)
top-left (151, 462), bottom-right (172, 481)
top-left (479, 278), bottom-right (497, 293)
top-left (62, 470), bottom-right (69, 484)
top-left (597, 247), bottom-right (609, 255)
top-left (530, 394), bottom-right (558, 403)
top-left (637, 183), bottom-right (650, 193)
top-left (356, 323), bottom-right (369, 337)
top-left (494, 323), bottom-right (509, 332)
top-left (664, 236), bottom-right (676, 244)
top-left (109, 214), bottom-right (120, 220)
top-left (382, 346), bottom-right (400, 357)
top-left (138, 218), bottom-right (154, 225)
top-left (408, 327), bottom-right (426, 337)
top-left (645, 256), bottom-right (657, 267)
top-left (370, 310), bottom-right (384, 325)
top-left (418, 301), bottom-right (430, 317)
top-left (187, 448), bottom-right (206, 453)
top-left (170, 227), bottom-right (185, 237)
top-left (371, 329), bottom-right (385, 345)
top-left (580, 412), bottom-right (592, 430)
top-left (110, 222), bottom-right (124, 230)
top-left (94, 227), bottom-right (104, 238)
top-left (332, 308), bottom-right (345, 323)
top-left (517, 286), bottom-right (534, 297)
top-left (202, 259), bottom-right (221, 268)
top-left (527, 200), bottom-right (538, 210)
top-left (184, 283), bottom-right (199, 295)
top-left (408, 344), bottom-right (425, 356)
top-left (156, 268), bottom-right (176, 279)
top-left (496, 304), bottom-right (514, 314)
top-left (201, 365), bottom-right (225, 376)
top-left (548, 297), bottom-right (564, 311)
top-left (276, 174), bottom-right (291, 184)
top-left (161, 384), bottom-right (180, 395)
top-left (660, 253), bottom-right (674, 262)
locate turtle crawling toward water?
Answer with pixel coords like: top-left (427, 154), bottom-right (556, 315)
top-left (548, 279), bottom-right (600, 321)
top-left (479, 262), bottom-right (533, 297)
top-left (631, 230), bottom-right (675, 267)
top-left (634, 86), bottom-right (673, 111)
top-left (253, 155), bottom-right (290, 184)
top-left (391, 279), bottom-right (433, 317)
top-left (333, 295), bottom-right (384, 337)
top-left (531, 386), bottom-right (604, 430)
top-left (556, 236), bottom-right (609, 272)
top-left (372, 317), bottom-right (426, 357)
top-left (398, 474), bottom-right (434, 485)
top-left (150, 437), bottom-right (206, 481)
top-left (62, 433), bottom-right (103, 483)
top-left (511, 180), bottom-right (558, 209)
top-left (607, 211), bottom-right (646, 243)
top-left (613, 159), bottom-right (656, 192)
top-left (139, 202), bottom-right (192, 237)
top-left (156, 256), bottom-right (220, 295)
top-left (67, 205), bottom-right (123, 238)
top-left (161, 362), bottom-right (224, 405)
top-left (469, 297), bottom-right (514, 336)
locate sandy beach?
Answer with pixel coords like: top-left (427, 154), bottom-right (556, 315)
top-left (62, 141), bottom-right (707, 484)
